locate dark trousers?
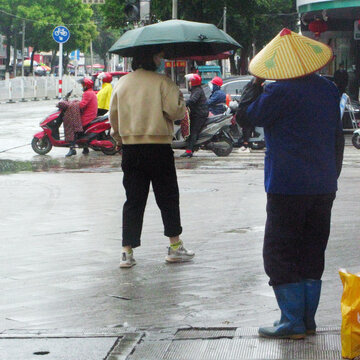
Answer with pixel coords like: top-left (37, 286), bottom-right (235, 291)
top-left (187, 116), bottom-right (207, 152)
top-left (264, 193), bottom-right (335, 286)
top-left (121, 144), bottom-right (182, 248)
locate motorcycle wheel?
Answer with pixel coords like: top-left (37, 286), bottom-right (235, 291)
top-left (101, 137), bottom-right (118, 155)
top-left (212, 137), bottom-right (233, 157)
top-left (31, 136), bottom-right (52, 155)
top-left (250, 141), bottom-right (266, 150)
top-left (352, 133), bottom-right (360, 149)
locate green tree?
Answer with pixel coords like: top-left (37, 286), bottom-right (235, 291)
top-left (101, 0), bottom-right (297, 75)
top-left (101, 0), bottom-right (131, 29)
top-left (91, 5), bottom-right (119, 71)
top-left (0, 0), bottom-right (25, 72)
top-left (0, 0), bottom-right (97, 74)
top-left (227, 0), bottom-right (297, 74)
top-left (18, 0), bottom-right (97, 74)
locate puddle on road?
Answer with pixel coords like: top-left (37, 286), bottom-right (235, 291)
top-left (0, 154), bottom-right (122, 174)
top-left (0, 153), bottom-right (264, 175)
top-left (225, 226), bottom-right (265, 234)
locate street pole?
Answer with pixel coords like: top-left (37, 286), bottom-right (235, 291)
top-left (171, 0), bottom-right (178, 82)
top-left (59, 42), bottom-right (63, 98)
top-left (90, 41), bottom-right (94, 75)
top-left (140, 0), bottom-right (151, 24)
top-left (172, 0), bottom-right (177, 19)
top-left (21, 20), bottom-right (25, 78)
top-left (13, 31), bottom-right (17, 78)
top-left (222, 6), bottom-right (227, 78)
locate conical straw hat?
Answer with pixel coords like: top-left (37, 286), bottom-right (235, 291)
top-left (249, 28), bottom-right (333, 80)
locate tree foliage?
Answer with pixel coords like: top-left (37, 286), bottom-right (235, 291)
top-left (91, 5), bottom-right (119, 71)
top-left (0, 0), bottom-right (24, 71)
top-left (0, 0), bottom-right (298, 75)
top-left (101, 0), bottom-right (297, 74)
top-left (0, 0), bottom-right (97, 73)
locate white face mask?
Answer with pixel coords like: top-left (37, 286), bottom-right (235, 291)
top-left (208, 82), bottom-right (213, 91)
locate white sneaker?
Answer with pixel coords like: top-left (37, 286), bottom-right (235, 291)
top-left (166, 241), bottom-right (195, 263)
top-left (120, 252), bottom-right (136, 268)
top-left (238, 146), bottom-right (250, 153)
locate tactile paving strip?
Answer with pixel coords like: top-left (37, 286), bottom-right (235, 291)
top-left (128, 327), bottom-right (342, 360)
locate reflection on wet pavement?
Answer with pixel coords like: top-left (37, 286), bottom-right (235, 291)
top-left (0, 150), bottom-right (266, 174)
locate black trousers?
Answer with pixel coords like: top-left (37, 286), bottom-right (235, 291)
top-left (121, 144), bottom-right (182, 248)
top-left (187, 116), bottom-right (207, 152)
top-left (264, 193), bottom-right (336, 286)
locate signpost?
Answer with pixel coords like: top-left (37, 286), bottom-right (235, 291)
top-left (52, 26), bottom-right (70, 98)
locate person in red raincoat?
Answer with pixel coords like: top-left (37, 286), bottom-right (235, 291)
top-left (66, 77), bottom-right (98, 157)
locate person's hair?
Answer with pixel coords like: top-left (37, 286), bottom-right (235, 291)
top-left (132, 46), bottom-right (163, 71)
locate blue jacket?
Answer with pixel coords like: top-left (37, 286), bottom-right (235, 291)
top-left (247, 74), bottom-right (344, 195)
top-left (207, 85), bottom-right (226, 115)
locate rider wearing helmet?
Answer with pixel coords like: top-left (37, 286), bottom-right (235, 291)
top-left (66, 77), bottom-right (98, 157)
top-left (77, 77), bottom-right (98, 127)
top-left (97, 72), bottom-right (113, 115)
top-left (181, 73), bottom-right (209, 157)
top-left (207, 76), bottom-right (226, 115)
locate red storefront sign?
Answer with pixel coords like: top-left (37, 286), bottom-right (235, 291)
top-left (165, 61), bottom-right (186, 68)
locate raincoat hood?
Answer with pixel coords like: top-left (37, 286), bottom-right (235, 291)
top-left (97, 82), bottom-right (113, 111)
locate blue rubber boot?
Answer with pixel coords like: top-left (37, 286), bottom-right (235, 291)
top-left (273, 279), bottom-right (322, 335)
top-left (259, 282), bottom-right (306, 339)
top-left (303, 279), bottom-right (322, 335)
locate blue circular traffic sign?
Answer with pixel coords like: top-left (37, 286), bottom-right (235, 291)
top-left (53, 26), bottom-right (70, 44)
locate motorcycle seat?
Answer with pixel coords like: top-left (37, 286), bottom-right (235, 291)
top-left (205, 114), bottom-right (226, 125)
top-left (87, 115), bottom-right (108, 126)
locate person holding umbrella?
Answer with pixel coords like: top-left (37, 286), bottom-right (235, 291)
top-left (243, 29), bottom-right (344, 339)
top-left (109, 46), bottom-right (195, 268)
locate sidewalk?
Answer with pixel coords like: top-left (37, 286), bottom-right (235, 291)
top-left (0, 327), bottom-right (342, 359)
top-left (0, 148), bottom-right (359, 359)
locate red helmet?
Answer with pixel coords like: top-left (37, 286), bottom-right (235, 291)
top-left (185, 73), bottom-right (202, 87)
top-left (99, 72), bottom-right (113, 83)
top-left (77, 77), bottom-right (94, 90)
top-left (211, 76), bottom-right (223, 87)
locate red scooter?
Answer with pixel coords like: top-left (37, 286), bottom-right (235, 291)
top-left (31, 90), bottom-right (117, 155)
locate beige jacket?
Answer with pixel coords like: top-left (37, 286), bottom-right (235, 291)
top-left (109, 69), bottom-right (185, 145)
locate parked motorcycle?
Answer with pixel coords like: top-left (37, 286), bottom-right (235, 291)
top-left (172, 110), bottom-right (234, 157)
top-left (31, 90), bottom-right (117, 155)
top-left (229, 119), bottom-right (266, 150)
top-left (352, 129), bottom-right (360, 149)
top-left (227, 100), bottom-right (266, 150)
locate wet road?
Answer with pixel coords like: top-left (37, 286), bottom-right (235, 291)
top-left (0, 100), bottom-right (360, 335)
top-left (0, 100), bottom-right (359, 170)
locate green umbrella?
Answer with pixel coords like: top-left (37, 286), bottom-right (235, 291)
top-left (109, 19), bottom-right (241, 59)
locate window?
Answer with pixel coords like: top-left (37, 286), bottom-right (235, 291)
top-left (222, 81), bottom-right (249, 95)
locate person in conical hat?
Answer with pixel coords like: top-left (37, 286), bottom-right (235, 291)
top-left (242, 28), bottom-right (345, 340)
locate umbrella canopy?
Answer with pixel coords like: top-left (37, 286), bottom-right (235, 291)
top-left (109, 19), bottom-right (241, 59)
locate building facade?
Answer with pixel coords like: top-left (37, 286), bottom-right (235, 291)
top-left (297, 0), bottom-right (360, 99)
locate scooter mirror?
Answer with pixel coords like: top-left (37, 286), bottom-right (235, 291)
top-left (64, 90), bottom-right (73, 101)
